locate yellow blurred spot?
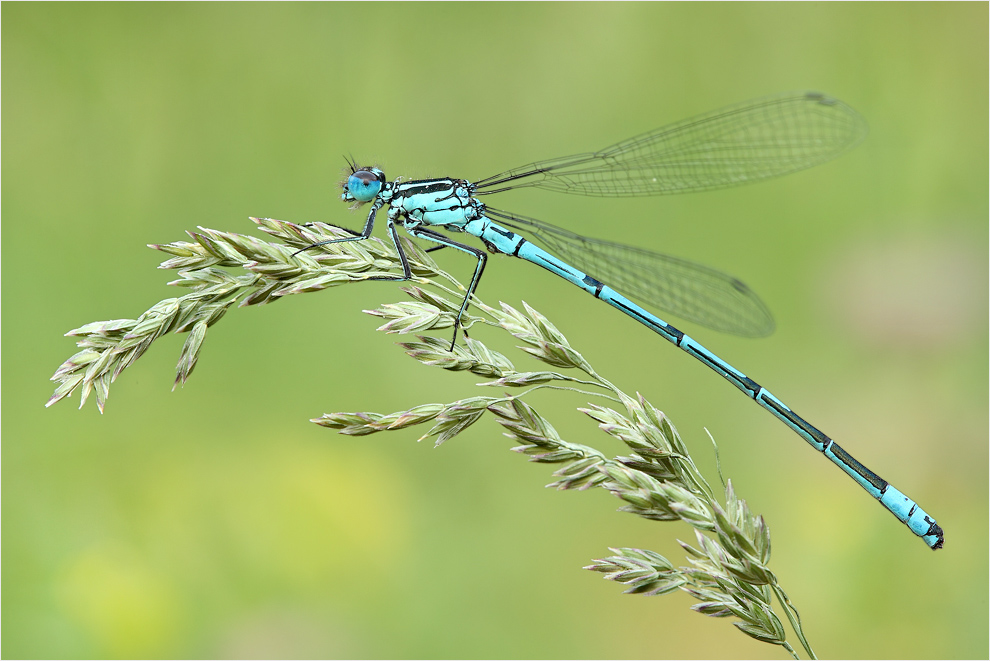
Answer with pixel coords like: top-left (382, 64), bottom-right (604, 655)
top-left (170, 439), bottom-right (411, 590)
top-left (57, 543), bottom-right (181, 658)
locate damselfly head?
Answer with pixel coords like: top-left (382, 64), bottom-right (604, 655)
top-left (340, 166), bottom-right (385, 206)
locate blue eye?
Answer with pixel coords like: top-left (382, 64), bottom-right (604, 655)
top-left (347, 170), bottom-right (383, 202)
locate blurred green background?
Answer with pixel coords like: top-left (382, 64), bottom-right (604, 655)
top-left (4, 3), bottom-right (987, 659)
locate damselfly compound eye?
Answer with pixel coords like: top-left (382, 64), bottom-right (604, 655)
top-left (346, 169), bottom-right (383, 202)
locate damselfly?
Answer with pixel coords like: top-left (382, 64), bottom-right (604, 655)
top-left (297, 91), bottom-right (943, 549)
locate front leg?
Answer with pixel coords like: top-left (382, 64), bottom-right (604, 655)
top-left (292, 203), bottom-right (382, 256)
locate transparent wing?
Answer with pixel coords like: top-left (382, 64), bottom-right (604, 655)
top-left (486, 207), bottom-right (774, 337)
top-left (474, 92), bottom-right (867, 197)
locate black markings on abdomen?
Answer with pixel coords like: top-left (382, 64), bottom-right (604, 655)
top-left (759, 393), bottom-right (832, 447)
top-left (487, 225), bottom-right (516, 240)
top-left (829, 442), bottom-right (888, 492)
top-left (610, 297), bottom-right (662, 330)
top-left (682, 344), bottom-right (759, 395)
top-left (927, 523), bottom-right (944, 548)
top-left (583, 275), bottom-right (604, 298)
top-left (534, 253), bottom-right (580, 278)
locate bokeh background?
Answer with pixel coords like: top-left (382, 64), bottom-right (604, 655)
top-left (4, 4), bottom-right (987, 659)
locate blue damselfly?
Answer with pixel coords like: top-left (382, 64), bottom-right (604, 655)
top-left (296, 91), bottom-right (943, 550)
